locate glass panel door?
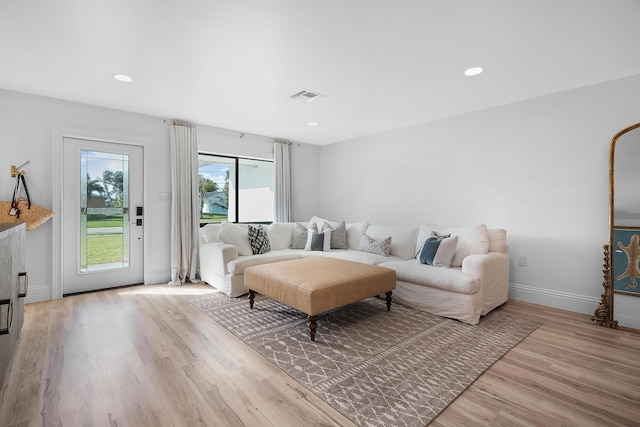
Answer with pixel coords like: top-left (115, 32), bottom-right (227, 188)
top-left (62, 138), bottom-right (143, 295)
top-left (80, 150), bottom-right (130, 272)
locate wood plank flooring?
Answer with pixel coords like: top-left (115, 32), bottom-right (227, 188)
top-left (0, 283), bottom-right (639, 426)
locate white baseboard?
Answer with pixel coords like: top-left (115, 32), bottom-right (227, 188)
top-left (24, 285), bottom-right (52, 303)
top-left (145, 269), bottom-right (171, 286)
top-left (508, 283), bottom-right (600, 316)
top-left (511, 283), bottom-right (640, 329)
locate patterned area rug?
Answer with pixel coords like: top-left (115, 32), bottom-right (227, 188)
top-left (189, 293), bottom-right (540, 427)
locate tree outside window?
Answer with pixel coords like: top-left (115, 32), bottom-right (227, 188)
top-left (198, 154), bottom-right (273, 225)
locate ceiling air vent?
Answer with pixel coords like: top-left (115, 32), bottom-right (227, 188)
top-left (289, 89), bottom-right (326, 103)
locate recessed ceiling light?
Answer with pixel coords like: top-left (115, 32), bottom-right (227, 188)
top-left (464, 67), bottom-right (484, 77)
top-left (113, 74), bottom-right (133, 83)
top-left (307, 121), bottom-right (319, 127)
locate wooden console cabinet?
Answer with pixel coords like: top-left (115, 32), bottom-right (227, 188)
top-left (0, 223), bottom-right (27, 386)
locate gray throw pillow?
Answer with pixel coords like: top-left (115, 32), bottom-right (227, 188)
top-left (321, 221), bottom-right (348, 249)
top-left (291, 222), bottom-right (317, 249)
top-left (309, 231), bottom-right (326, 251)
top-left (358, 233), bottom-right (392, 256)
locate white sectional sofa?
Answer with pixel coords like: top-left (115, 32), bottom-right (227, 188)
top-left (198, 216), bottom-right (509, 324)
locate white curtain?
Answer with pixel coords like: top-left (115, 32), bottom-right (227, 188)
top-left (168, 123), bottom-right (199, 285)
top-left (274, 141), bottom-right (292, 223)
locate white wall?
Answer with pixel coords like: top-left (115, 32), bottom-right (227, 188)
top-left (0, 89), bottom-right (173, 301)
top-left (0, 89), bottom-right (320, 303)
top-left (6, 74), bottom-right (639, 328)
top-left (318, 74), bottom-right (640, 329)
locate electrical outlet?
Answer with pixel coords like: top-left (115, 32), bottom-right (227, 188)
top-left (517, 255), bottom-right (527, 267)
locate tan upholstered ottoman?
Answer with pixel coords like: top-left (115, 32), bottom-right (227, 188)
top-left (244, 257), bottom-right (396, 341)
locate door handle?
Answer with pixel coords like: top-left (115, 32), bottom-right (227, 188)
top-left (18, 272), bottom-right (28, 298)
top-left (0, 299), bottom-right (12, 335)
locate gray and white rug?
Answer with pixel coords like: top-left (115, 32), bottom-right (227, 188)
top-left (190, 293), bottom-right (540, 427)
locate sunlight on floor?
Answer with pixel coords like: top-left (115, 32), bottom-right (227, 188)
top-left (118, 283), bottom-right (220, 297)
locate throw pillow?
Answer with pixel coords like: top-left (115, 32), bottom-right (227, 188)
top-left (419, 235), bottom-right (458, 267)
top-left (217, 221), bottom-right (252, 256)
top-left (346, 221), bottom-right (369, 250)
top-left (291, 222), bottom-right (318, 249)
top-left (268, 223), bottom-right (294, 250)
top-left (321, 221), bottom-right (349, 249)
top-left (310, 216), bottom-right (368, 250)
top-left (304, 229), bottom-right (332, 251)
top-left (448, 223), bottom-right (489, 267)
top-left (358, 233), bottom-right (392, 256)
top-left (248, 225), bottom-right (271, 255)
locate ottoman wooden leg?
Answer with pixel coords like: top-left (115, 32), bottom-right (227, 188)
top-left (308, 315), bottom-right (318, 341)
top-left (385, 291), bottom-right (393, 311)
top-left (249, 290), bottom-right (255, 309)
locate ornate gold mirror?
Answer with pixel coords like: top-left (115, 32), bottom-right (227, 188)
top-left (593, 122), bottom-right (640, 328)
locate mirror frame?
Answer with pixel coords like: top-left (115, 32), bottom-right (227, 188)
top-left (593, 122), bottom-right (640, 328)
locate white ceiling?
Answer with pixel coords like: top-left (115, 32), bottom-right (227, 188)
top-left (1, 0), bottom-right (640, 146)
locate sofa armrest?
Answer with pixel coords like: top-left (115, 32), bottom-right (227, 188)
top-left (199, 242), bottom-right (238, 276)
top-left (461, 252), bottom-right (510, 315)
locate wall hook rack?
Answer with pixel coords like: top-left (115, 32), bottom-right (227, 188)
top-left (11, 161), bottom-right (30, 177)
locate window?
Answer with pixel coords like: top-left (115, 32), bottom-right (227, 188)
top-left (198, 153), bottom-right (274, 225)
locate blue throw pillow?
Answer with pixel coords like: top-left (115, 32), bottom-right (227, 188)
top-left (310, 231), bottom-right (325, 251)
top-left (304, 229), bottom-right (332, 251)
top-left (419, 235), bottom-right (458, 267)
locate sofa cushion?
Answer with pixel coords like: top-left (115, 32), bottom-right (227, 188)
top-left (488, 228), bottom-right (507, 253)
top-left (380, 260), bottom-right (480, 294)
top-left (291, 222), bottom-right (317, 249)
top-left (359, 233), bottom-right (391, 256)
top-left (200, 223), bottom-right (221, 244)
top-left (248, 225), bottom-right (271, 255)
top-left (365, 224), bottom-right (417, 260)
top-left (268, 223), bottom-right (295, 250)
top-left (447, 223), bottom-right (489, 267)
top-left (218, 222), bottom-right (252, 256)
top-left (321, 221), bottom-right (349, 249)
top-left (325, 250), bottom-right (403, 265)
top-left (419, 235), bottom-right (458, 267)
top-left (346, 221), bottom-right (369, 250)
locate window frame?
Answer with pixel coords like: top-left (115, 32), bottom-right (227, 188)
top-left (198, 152), bottom-right (274, 226)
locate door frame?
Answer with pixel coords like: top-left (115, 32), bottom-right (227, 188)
top-left (52, 128), bottom-right (151, 299)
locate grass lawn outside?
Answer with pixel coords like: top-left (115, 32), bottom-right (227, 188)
top-left (84, 213), bottom-right (228, 266)
top-left (84, 234), bottom-right (125, 266)
top-left (87, 214), bottom-right (124, 229)
top-left (87, 219), bottom-right (123, 228)
top-left (200, 213), bottom-right (228, 224)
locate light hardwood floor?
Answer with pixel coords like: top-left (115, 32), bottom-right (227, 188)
top-left (0, 283), bottom-right (639, 427)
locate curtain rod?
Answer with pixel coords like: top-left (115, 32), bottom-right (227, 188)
top-left (164, 119), bottom-right (195, 127)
